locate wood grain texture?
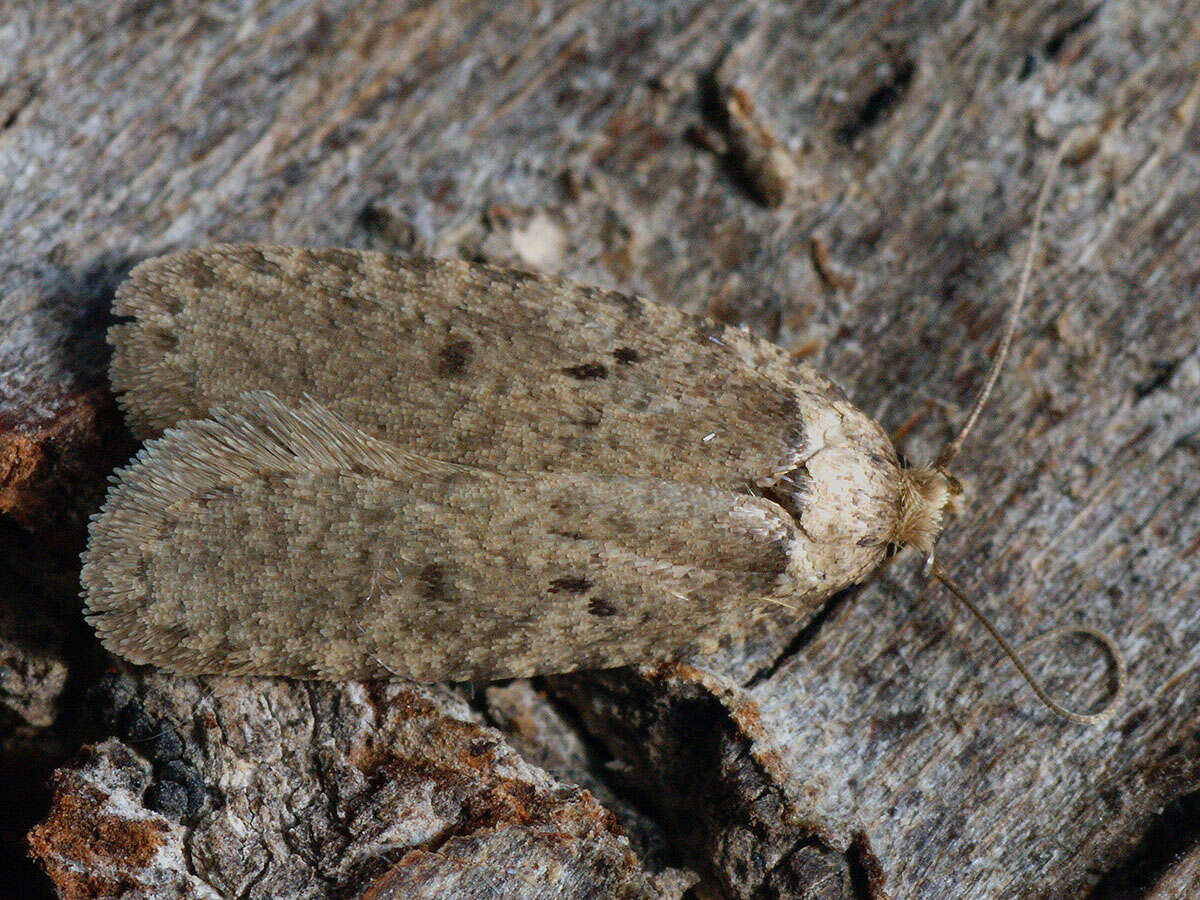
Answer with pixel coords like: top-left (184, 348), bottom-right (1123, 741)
top-left (3, 0), bottom-right (1198, 897)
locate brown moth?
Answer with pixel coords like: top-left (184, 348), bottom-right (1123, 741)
top-left (82, 192), bottom-right (1122, 720)
top-left (85, 245), bottom-right (947, 681)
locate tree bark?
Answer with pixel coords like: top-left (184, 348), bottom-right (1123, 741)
top-left (3, 1), bottom-right (1199, 897)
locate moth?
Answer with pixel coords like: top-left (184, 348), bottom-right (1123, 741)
top-left (82, 159), bottom-right (1122, 722)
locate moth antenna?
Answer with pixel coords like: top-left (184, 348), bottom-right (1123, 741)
top-left (935, 139), bottom-right (1070, 469)
top-left (928, 562), bottom-right (1126, 725)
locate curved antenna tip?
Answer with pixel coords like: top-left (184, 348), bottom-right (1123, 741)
top-left (929, 563), bottom-right (1126, 726)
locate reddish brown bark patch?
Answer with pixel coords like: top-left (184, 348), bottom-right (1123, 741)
top-left (27, 772), bottom-right (167, 900)
top-left (0, 387), bottom-right (133, 535)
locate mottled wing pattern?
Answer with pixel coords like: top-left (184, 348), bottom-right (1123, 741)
top-left (111, 245), bottom-right (833, 488)
top-left (83, 393), bottom-right (811, 681)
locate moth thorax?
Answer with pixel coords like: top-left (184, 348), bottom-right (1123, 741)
top-left (895, 464), bottom-right (959, 554)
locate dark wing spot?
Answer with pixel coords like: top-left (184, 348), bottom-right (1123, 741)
top-left (857, 536), bottom-right (879, 547)
top-left (779, 394), bottom-right (802, 434)
top-left (417, 563), bottom-right (454, 603)
top-left (736, 529), bottom-right (796, 593)
top-left (176, 257), bottom-right (216, 290)
top-left (240, 247), bottom-right (286, 279)
top-left (588, 597), bottom-right (618, 617)
top-left (549, 576), bottom-right (592, 594)
top-left (590, 285), bottom-right (643, 319)
top-left (612, 347), bottom-right (640, 364)
top-left (438, 339), bottom-right (474, 377)
top-left (571, 406), bottom-right (603, 430)
top-left (563, 362), bottom-right (608, 380)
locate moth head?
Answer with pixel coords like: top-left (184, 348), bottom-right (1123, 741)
top-left (895, 463), bottom-right (961, 555)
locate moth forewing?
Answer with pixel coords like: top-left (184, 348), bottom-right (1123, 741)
top-left (82, 392), bottom-right (905, 681)
top-left (112, 246), bottom-right (868, 490)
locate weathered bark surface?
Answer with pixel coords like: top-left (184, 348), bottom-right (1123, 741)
top-left (3, 1), bottom-right (1198, 897)
top-left (26, 679), bottom-right (692, 899)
